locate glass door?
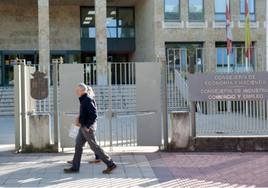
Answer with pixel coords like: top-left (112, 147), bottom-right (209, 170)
top-left (81, 53), bottom-right (96, 85)
top-left (3, 52), bottom-right (38, 85)
top-left (20, 54), bottom-right (36, 66)
top-left (0, 53), bottom-right (2, 85)
top-left (4, 54), bottom-right (18, 85)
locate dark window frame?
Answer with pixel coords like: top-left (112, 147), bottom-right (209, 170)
top-left (80, 6), bottom-right (135, 39)
top-left (116, 7), bottom-right (135, 38)
top-left (215, 42), bottom-right (255, 72)
top-left (188, 0), bottom-right (204, 22)
top-left (214, 0), bottom-right (230, 22)
top-left (80, 7), bottom-right (96, 38)
top-left (240, 0), bottom-right (255, 22)
top-left (164, 0), bottom-right (181, 22)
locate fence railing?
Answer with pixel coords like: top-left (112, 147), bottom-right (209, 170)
top-left (168, 46), bottom-right (268, 134)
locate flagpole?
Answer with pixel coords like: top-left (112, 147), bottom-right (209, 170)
top-left (227, 54), bottom-right (231, 112)
top-left (245, 0), bottom-right (251, 117)
top-left (245, 57), bottom-right (248, 117)
top-left (227, 0), bottom-right (231, 113)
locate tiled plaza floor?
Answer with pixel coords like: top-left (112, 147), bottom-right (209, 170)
top-left (0, 146), bottom-right (267, 187)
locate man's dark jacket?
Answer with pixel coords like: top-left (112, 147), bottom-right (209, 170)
top-left (79, 93), bottom-right (98, 128)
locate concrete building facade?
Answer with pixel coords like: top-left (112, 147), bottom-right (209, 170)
top-left (0, 0), bottom-right (265, 85)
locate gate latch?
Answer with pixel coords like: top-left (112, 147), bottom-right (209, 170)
top-left (104, 111), bottom-right (117, 118)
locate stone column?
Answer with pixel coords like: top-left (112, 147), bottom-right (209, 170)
top-left (95, 0), bottom-right (107, 85)
top-left (38, 0), bottom-right (50, 73)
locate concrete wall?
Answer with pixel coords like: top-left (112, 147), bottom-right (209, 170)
top-left (129, 0), bottom-right (156, 62)
top-left (0, 4), bottom-right (80, 51)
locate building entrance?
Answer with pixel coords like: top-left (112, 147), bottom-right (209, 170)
top-left (2, 52), bottom-right (38, 86)
top-left (81, 53), bottom-right (130, 85)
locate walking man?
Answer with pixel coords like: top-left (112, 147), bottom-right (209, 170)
top-left (64, 83), bottom-right (117, 174)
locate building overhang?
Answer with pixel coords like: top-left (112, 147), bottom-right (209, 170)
top-left (0, 0), bottom-right (142, 6)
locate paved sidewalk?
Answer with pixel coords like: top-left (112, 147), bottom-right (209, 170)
top-left (0, 146), bottom-right (267, 188)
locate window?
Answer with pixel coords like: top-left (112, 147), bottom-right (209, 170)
top-left (81, 7), bottom-right (135, 39)
top-left (107, 7), bottom-right (117, 38)
top-left (68, 54), bottom-right (81, 64)
top-left (118, 8), bottom-right (135, 38)
top-left (165, 42), bottom-right (203, 72)
top-left (189, 0), bottom-right (204, 22)
top-left (81, 7), bottom-right (95, 38)
top-left (4, 54), bottom-right (18, 85)
top-left (165, 0), bottom-right (180, 21)
top-left (240, 0), bottom-right (255, 21)
top-left (215, 0), bottom-right (227, 22)
top-left (216, 42), bottom-right (254, 72)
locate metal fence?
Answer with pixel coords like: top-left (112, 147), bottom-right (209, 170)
top-left (61, 62), bottom-right (138, 147)
top-left (167, 46), bottom-right (268, 134)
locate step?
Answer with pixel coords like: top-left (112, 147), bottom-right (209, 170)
top-left (0, 107), bottom-right (14, 112)
top-left (0, 111), bottom-right (14, 116)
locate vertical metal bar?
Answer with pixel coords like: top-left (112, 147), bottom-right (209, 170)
top-left (262, 100), bottom-right (265, 131)
top-left (120, 64), bottom-right (123, 110)
top-left (121, 118), bottom-right (123, 146)
top-left (247, 100), bottom-right (249, 131)
top-left (243, 101), bottom-right (246, 132)
top-left (130, 116), bottom-right (132, 146)
top-left (233, 101), bottom-right (235, 132)
top-left (99, 118), bottom-right (101, 146)
top-left (132, 63), bottom-right (135, 110)
top-left (219, 102), bottom-right (222, 132)
top-left (223, 101), bottom-right (226, 132)
top-left (128, 63), bottom-right (131, 109)
top-left (167, 50), bottom-right (169, 108)
top-left (256, 101), bottom-right (259, 132)
top-left (93, 64), bottom-right (95, 85)
top-left (14, 63), bottom-right (22, 151)
top-left (206, 101), bottom-right (208, 132)
top-left (213, 101), bottom-right (216, 132)
top-left (43, 65), bottom-right (46, 112)
top-left (134, 114), bottom-right (136, 146)
top-left (126, 117), bottom-right (128, 146)
top-left (162, 57), bottom-right (169, 145)
top-left (179, 49), bottom-right (182, 107)
top-left (236, 101), bottom-right (239, 132)
top-left (124, 63), bottom-right (127, 111)
top-left (200, 101), bottom-right (203, 132)
top-left (235, 47), bottom-right (237, 72)
top-left (108, 63), bottom-right (112, 147)
top-left (239, 101), bottom-right (242, 132)
top-left (189, 56), bottom-right (196, 136)
top-left (252, 101), bottom-right (255, 132)
top-left (53, 62), bottom-right (59, 146)
top-left (115, 63), bottom-right (118, 146)
top-left (221, 48), bottom-right (224, 73)
top-left (203, 102), bottom-right (208, 131)
top-left (21, 61), bottom-right (27, 145)
top-left (172, 49), bottom-right (175, 108)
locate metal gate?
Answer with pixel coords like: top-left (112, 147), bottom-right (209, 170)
top-left (167, 46), bottom-right (268, 135)
top-left (59, 62), bottom-right (162, 149)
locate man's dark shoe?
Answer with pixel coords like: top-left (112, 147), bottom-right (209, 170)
top-left (63, 167), bottom-right (79, 173)
top-left (89, 159), bottom-right (101, 164)
top-left (102, 164), bottom-right (117, 174)
top-left (67, 160), bottom-right (72, 164)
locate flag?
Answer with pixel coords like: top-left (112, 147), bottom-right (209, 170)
top-left (226, 1), bottom-right (232, 55)
top-left (245, 0), bottom-right (252, 59)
